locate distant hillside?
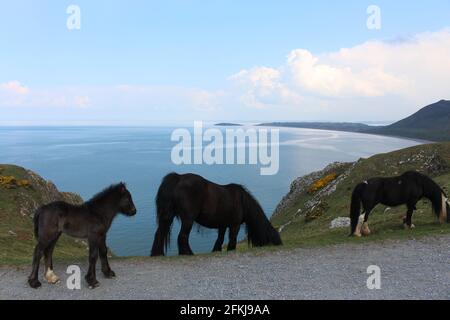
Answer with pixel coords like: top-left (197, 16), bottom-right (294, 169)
top-left (270, 142), bottom-right (450, 248)
top-left (214, 123), bottom-right (242, 126)
top-left (259, 100), bottom-right (450, 142)
top-left (257, 122), bottom-right (370, 132)
top-left (0, 165), bottom-right (87, 264)
top-left (369, 100), bottom-right (450, 141)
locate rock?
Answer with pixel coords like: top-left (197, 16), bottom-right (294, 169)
top-left (1, 165), bottom-right (84, 218)
top-left (272, 162), bottom-right (352, 219)
top-left (330, 217), bottom-right (351, 229)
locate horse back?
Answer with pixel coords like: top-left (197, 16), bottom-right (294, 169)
top-left (372, 172), bottom-right (423, 206)
top-left (174, 174), bottom-right (240, 227)
top-left (36, 201), bottom-right (90, 239)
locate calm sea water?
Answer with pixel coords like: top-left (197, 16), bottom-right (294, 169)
top-left (0, 126), bottom-right (420, 256)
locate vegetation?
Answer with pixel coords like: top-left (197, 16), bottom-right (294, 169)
top-left (269, 142), bottom-right (450, 249)
top-left (0, 164), bottom-right (87, 265)
top-left (2, 143), bottom-right (450, 265)
top-left (371, 100), bottom-right (450, 142)
top-left (307, 173), bottom-right (337, 194)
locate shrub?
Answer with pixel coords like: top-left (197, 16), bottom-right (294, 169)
top-left (0, 175), bottom-right (31, 189)
top-left (17, 179), bottom-right (31, 188)
top-left (308, 173), bottom-right (337, 194)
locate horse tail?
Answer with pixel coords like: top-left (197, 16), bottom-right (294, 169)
top-left (33, 207), bottom-right (43, 240)
top-left (151, 172), bottom-right (180, 256)
top-left (238, 186), bottom-right (282, 247)
top-left (420, 174), bottom-right (448, 223)
top-left (350, 182), bottom-right (367, 236)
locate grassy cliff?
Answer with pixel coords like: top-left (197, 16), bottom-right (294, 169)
top-left (270, 142), bottom-right (450, 248)
top-left (0, 164), bottom-right (87, 265)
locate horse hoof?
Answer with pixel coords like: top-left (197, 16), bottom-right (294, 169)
top-left (28, 278), bottom-right (42, 289)
top-left (47, 278), bottom-right (60, 284)
top-left (361, 222), bottom-right (371, 236)
top-left (403, 223), bottom-right (415, 230)
top-left (45, 269), bottom-right (60, 284)
top-left (103, 270), bottom-right (116, 279)
top-left (88, 281), bottom-right (100, 289)
top-left (353, 233), bottom-right (362, 237)
top-left (179, 252), bottom-right (194, 256)
top-left (86, 275), bottom-right (100, 289)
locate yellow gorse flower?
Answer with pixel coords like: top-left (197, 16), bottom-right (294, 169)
top-left (308, 173), bottom-right (337, 194)
top-left (0, 175), bottom-right (31, 189)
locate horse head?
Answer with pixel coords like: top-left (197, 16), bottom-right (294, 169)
top-left (118, 183), bottom-right (137, 216)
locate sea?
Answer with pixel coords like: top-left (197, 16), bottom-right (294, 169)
top-left (0, 125), bottom-right (420, 256)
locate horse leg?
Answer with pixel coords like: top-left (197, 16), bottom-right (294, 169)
top-left (99, 236), bottom-right (115, 278)
top-left (85, 236), bottom-right (100, 288)
top-left (43, 233), bottom-right (61, 284)
top-left (361, 210), bottom-right (372, 236)
top-left (28, 242), bottom-right (45, 288)
top-left (227, 225), bottom-right (240, 251)
top-left (212, 227), bottom-right (226, 252)
top-left (403, 204), bottom-right (416, 229)
top-left (178, 219), bottom-right (194, 255)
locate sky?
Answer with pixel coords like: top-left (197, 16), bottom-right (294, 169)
top-left (1, 0), bottom-right (450, 125)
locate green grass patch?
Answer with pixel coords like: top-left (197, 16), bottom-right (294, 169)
top-left (0, 164), bottom-right (87, 265)
top-left (268, 143), bottom-right (450, 249)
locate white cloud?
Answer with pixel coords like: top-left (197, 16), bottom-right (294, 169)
top-left (2, 29), bottom-right (450, 123)
top-left (231, 29), bottom-right (450, 110)
top-left (0, 84), bottom-right (93, 109)
top-left (0, 81), bottom-right (29, 95)
top-left (113, 85), bottom-right (224, 112)
top-left (286, 49), bottom-right (408, 97)
top-left (0, 83), bottom-right (221, 112)
top-left (230, 67), bottom-right (302, 108)
top-left (74, 96), bottom-right (91, 108)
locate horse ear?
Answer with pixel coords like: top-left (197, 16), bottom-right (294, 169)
top-left (120, 182), bottom-right (127, 192)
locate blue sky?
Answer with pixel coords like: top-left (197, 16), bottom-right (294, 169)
top-left (1, 1), bottom-right (450, 124)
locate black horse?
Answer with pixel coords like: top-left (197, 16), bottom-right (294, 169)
top-left (28, 183), bottom-right (136, 289)
top-left (350, 171), bottom-right (449, 236)
top-left (151, 173), bottom-right (282, 256)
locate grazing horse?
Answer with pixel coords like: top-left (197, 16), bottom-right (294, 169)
top-left (28, 183), bottom-right (137, 289)
top-left (151, 173), bottom-right (282, 256)
top-left (350, 171), bottom-right (449, 236)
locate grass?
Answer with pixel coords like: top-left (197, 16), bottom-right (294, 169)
top-left (0, 164), bottom-right (87, 265)
top-left (2, 142), bottom-right (450, 265)
top-left (267, 142), bottom-right (450, 249)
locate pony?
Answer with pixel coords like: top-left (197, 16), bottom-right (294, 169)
top-left (28, 183), bottom-right (137, 289)
top-left (350, 171), bottom-right (449, 236)
top-left (150, 173), bottom-right (282, 256)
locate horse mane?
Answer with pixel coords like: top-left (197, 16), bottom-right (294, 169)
top-left (85, 182), bottom-right (126, 210)
top-left (414, 171), bottom-right (445, 217)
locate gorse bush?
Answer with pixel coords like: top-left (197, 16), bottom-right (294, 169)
top-left (307, 173), bottom-right (337, 194)
top-left (0, 175), bottom-right (32, 189)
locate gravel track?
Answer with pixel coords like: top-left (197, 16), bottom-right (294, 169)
top-left (1, 236), bottom-right (449, 300)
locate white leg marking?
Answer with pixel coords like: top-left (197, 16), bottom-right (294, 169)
top-left (45, 268), bottom-right (60, 284)
top-left (440, 194), bottom-right (447, 224)
top-left (353, 214), bottom-right (364, 237)
top-left (361, 221), bottom-right (371, 236)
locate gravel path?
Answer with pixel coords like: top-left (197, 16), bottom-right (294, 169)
top-left (1, 236), bottom-right (449, 300)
